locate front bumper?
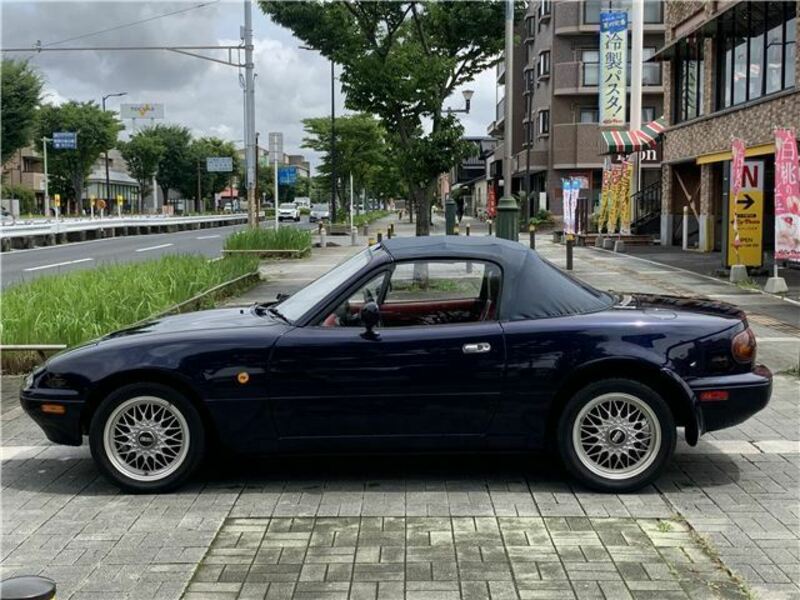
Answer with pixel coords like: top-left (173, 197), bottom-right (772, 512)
top-left (20, 389), bottom-right (85, 446)
top-left (691, 364), bottom-right (772, 433)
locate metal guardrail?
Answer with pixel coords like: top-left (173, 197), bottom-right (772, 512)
top-left (0, 213), bottom-right (249, 239)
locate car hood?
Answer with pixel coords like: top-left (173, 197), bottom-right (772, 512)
top-left (103, 307), bottom-right (275, 339)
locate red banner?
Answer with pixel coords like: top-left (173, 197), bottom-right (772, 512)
top-left (487, 185), bottom-right (497, 219)
top-left (774, 128), bottom-right (800, 261)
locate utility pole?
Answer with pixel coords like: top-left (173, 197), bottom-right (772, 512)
top-left (255, 131), bottom-right (260, 224)
top-left (196, 159), bottom-right (202, 212)
top-left (274, 155), bottom-right (279, 231)
top-left (330, 59), bottom-right (337, 222)
top-left (628, 0), bottom-right (644, 228)
top-left (496, 0), bottom-right (518, 241)
top-left (42, 136), bottom-right (50, 217)
top-left (243, 0), bottom-right (257, 228)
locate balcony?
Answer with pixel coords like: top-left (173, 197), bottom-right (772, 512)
top-left (551, 123), bottom-right (605, 169)
top-left (553, 61), bottom-right (663, 95)
top-left (554, 1), bottom-right (664, 36)
top-left (496, 61), bottom-right (505, 84)
top-left (513, 148), bottom-right (549, 174)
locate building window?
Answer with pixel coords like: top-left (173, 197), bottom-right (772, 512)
top-left (582, 49), bottom-right (599, 86)
top-left (538, 109), bottom-right (550, 136)
top-left (526, 14), bottom-right (536, 39)
top-left (584, 1), bottom-right (663, 26)
top-left (579, 107), bottom-right (600, 123)
top-left (641, 106), bottom-right (656, 122)
top-left (717, 1), bottom-right (795, 110)
top-left (674, 36), bottom-right (704, 123)
top-left (538, 0), bottom-right (551, 19)
top-left (538, 50), bottom-right (551, 78)
top-left (641, 47), bottom-right (661, 85)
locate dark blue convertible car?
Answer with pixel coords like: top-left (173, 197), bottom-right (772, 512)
top-left (21, 236), bottom-right (771, 493)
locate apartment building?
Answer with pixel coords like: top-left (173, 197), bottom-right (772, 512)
top-left (654, 0), bottom-right (798, 260)
top-left (491, 0), bottom-right (666, 221)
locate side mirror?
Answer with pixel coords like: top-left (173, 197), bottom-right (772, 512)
top-left (359, 301), bottom-right (380, 339)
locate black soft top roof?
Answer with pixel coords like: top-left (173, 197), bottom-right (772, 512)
top-left (380, 236), bottom-right (612, 320)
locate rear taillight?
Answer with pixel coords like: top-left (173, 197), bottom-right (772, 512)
top-left (732, 327), bottom-right (757, 364)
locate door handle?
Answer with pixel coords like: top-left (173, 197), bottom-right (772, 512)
top-left (463, 342), bottom-right (491, 354)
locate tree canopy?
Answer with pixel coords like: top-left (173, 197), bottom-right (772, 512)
top-left (185, 137), bottom-right (240, 209)
top-left (34, 101), bottom-right (122, 213)
top-left (138, 124), bottom-right (192, 205)
top-left (262, 1), bottom-right (507, 234)
top-left (117, 132), bottom-right (164, 207)
top-left (1, 59), bottom-right (43, 164)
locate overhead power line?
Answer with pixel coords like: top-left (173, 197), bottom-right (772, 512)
top-left (40, 0), bottom-right (221, 49)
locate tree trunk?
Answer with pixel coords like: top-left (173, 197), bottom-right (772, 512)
top-left (412, 183), bottom-right (430, 236)
top-left (159, 183), bottom-right (169, 208)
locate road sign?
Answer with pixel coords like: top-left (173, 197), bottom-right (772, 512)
top-left (726, 160), bottom-right (764, 267)
top-left (206, 157), bottom-right (233, 172)
top-left (53, 194), bottom-right (61, 207)
top-left (278, 166), bottom-right (297, 185)
top-left (52, 132), bottom-right (77, 150)
top-left (116, 195), bottom-right (124, 205)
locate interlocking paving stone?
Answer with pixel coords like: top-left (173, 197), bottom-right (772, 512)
top-left (182, 516), bottom-right (745, 599)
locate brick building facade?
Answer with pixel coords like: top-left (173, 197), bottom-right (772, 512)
top-left (656, 0), bottom-right (799, 260)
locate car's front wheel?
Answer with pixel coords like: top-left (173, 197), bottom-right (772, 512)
top-left (89, 383), bottom-right (205, 493)
top-left (557, 378), bottom-right (675, 493)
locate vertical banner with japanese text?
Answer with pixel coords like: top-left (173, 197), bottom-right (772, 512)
top-left (599, 167), bottom-right (611, 232)
top-left (775, 128), bottom-right (800, 261)
top-left (562, 179), bottom-right (574, 235)
top-left (599, 11), bottom-right (628, 127)
top-left (605, 164), bottom-right (622, 234)
top-left (730, 138), bottom-right (747, 262)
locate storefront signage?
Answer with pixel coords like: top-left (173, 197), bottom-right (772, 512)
top-left (487, 185), bottom-right (497, 218)
top-left (726, 160), bottom-right (764, 267)
top-left (599, 11), bottom-right (628, 127)
top-left (774, 129), bottom-right (800, 261)
top-left (120, 103), bottom-right (165, 120)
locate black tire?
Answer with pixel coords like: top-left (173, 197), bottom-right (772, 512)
top-left (89, 383), bottom-right (205, 493)
top-left (557, 378), bottom-right (675, 493)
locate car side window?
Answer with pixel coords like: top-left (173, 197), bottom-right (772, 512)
top-left (381, 260), bottom-right (501, 327)
top-left (320, 272), bottom-right (388, 327)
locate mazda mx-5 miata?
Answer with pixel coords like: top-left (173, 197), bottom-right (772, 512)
top-left (22, 236), bottom-right (771, 493)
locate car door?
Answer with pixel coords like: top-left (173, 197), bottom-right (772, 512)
top-left (268, 259), bottom-right (506, 443)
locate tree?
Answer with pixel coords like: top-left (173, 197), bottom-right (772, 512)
top-left (142, 124), bottom-right (192, 205)
top-left (301, 113), bottom-right (393, 217)
top-left (183, 137), bottom-right (240, 210)
top-left (1, 59), bottom-right (43, 164)
top-left (262, 1), bottom-right (507, 235)
top-left (117, 132), bottom-right (164, 211)
top-left (35, 101), bottom-right (121, 214)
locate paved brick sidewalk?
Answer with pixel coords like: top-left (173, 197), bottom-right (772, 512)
top-left (2, 225), bottom-right (798, 599)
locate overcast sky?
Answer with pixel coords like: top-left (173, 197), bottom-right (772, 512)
top-left (1, 0), bottom-right (497, 168)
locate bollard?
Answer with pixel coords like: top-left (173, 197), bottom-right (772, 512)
top-left (488, 220), bottom-right (493, 236)
top-left (367, 236), bottom-right (376, 246)
top-left (566, 234), bottom-right (574, 271)
top-left (594, 235), bottom-right (604, 248)
top-left (351, 227), bottom-right (358, 246)
top-left (0, 575), bottom-right (56, 600)
top-left (320, 227), bottom-right (327, 249)
top-left (377, 231), bottom-right (383, 243)
top-left (390, 223), bottom-right (395, 237)
top-left (529, 224), bottom-right (536, 249)
top-left (387, 226), bottom-right (392, 239)
top-left (453, 222), bottom-right (459, 236)
top-left (466, 224), bottom-right (470, 236)
top-left (682, 206), bottom-right (689, 251)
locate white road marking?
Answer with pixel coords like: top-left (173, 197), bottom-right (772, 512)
top-left (135, 243), bottom-right (173, 253)
top-left (196, 234), bottom-right (220, 239)
top-left (23, 257), bottom-right (93, 272)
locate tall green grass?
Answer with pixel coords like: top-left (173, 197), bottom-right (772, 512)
top-left (1, 254), bottom-right (258, 348)
top-left (224, 227), bottom-right (311, 251)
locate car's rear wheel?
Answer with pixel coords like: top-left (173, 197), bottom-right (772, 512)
top-left (89, 383), bottom-right (205, 493)
top-left (557, 379), bottom-right (675, 492)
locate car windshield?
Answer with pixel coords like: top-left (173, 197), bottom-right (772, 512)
top-left (279, 203), bottom-right (295, 209)
top-left (273, 248), bottom-right (377, 322)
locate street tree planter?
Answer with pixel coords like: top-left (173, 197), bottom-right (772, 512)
top-left (222, 247), bottom-right (310, 259)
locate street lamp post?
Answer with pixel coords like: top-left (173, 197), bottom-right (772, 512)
top-left (102, 91), bottom-right (127, 215)
top-left (445, 89), bottom-right (475, 234)
top-left (444, 89), bottom-right (475, 114)
top-left (300, 46), bottom-right (337, 222)
top-left (496, 0), bottom-right (519, 241)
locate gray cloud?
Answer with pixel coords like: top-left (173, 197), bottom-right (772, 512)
top-left (2, 0), bottom-right (496, 168)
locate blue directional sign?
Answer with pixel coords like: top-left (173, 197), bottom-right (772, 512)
top-left (52, 131), bottom-right (77, 150)
top-left (278, 166), bottom-right (297, 185)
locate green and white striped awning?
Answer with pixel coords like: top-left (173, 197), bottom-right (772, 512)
top-left (601, 117), bottom-right (666, 155)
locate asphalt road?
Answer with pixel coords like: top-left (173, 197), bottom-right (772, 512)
top-left (1, 217), bottom-right (313, 288)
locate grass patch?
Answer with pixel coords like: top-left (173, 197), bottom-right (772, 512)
top-left (337, 210), bottom-right (390, 228)
top-left (1, 255), bottom-right (258, 372)
top-left (224, 227), bottom-right (311, 251)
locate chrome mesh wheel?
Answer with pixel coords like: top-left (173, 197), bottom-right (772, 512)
top-left (103, 396), bottom-right (190, 482)
top-left (571, 392), bottom-right (661, 480)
